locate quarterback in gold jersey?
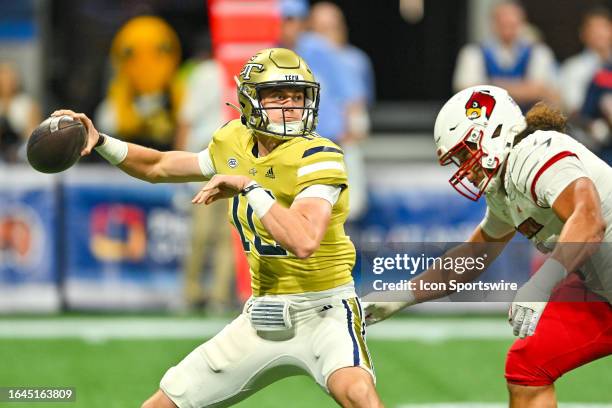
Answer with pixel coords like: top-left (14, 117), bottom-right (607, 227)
top-left (205, 119), bottom-right (355, 295)
top-left (54, 48), bottom-right (381, 408)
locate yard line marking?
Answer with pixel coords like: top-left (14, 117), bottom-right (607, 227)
top-left (0, 318), bottom-right (514, 341)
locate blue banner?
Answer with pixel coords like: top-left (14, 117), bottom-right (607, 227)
top-left (62, 168), bottom-right (189, 310)
top-left (0, 168), bottom-right (59, 312)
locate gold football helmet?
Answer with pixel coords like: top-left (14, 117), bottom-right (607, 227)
top-left (235, 48), bottom-right (320, 139)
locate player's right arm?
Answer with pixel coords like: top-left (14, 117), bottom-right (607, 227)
top-left (409, 225), bottom-right (514, 303)
top-left (119, 145), bottom-right (208, 183)
top-left (365, 214), bottom-right (515, 325)
top-left (52, 110), bottom-right (212, 183)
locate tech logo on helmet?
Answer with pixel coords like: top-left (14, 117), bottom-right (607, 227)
top-left (465, 91), bottom-right (496, 120)
top-left (240, 63), bottom-right (264, 80)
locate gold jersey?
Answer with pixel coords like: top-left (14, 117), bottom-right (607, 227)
top-left (208, 119), bottom-right (355, 295)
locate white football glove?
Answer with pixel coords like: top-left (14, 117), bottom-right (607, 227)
top-left (363, 301), bottom-right (410, 325)
top-left (509, 257), bottom-right (566, 338)
top-left (508, 301), bottom-right (547, 338)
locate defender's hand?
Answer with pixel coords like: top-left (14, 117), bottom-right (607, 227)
top-left (51, 109), bottom-right (100, 156)
top-left (508, 257), bottom-right (565, 338)
top-left (192, 175), bottom-right (251, 205)
top-left (363, 301), bottom-right (410, 325)
top-left (508, 301), bottom-right (547, 338)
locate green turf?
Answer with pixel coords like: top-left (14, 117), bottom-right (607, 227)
top-left (0, 337), bottom-right (610, 408)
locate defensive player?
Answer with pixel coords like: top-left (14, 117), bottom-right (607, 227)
top-left (364, 86), bottom-right (612, 407)
top-left (55, 48), bottom-right (381, 408)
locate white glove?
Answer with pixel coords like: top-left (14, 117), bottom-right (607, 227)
top-left (363, 287), bottom-right (418, 325)
top-left (363, 301), bottom-right (410, 325)
top-left (508, 257), bottom-right (566, 338)
top-left (508, 301), bottom-right (547, 338)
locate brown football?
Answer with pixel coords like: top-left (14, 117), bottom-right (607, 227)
top-left (27, 115), bottom-right (87, 173)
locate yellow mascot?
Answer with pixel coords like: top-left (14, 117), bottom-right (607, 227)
top-left (96, 16), bottom-right (182, 150)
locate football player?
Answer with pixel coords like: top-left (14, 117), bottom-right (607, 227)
top-left (364, 86), bottom-right (612, 407)
top-left (54, 48), bottom-right (381, 408)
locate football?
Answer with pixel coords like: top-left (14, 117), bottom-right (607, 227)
top-left (27, 115), bottom-right (87, 174)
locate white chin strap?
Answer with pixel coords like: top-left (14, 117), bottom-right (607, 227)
top-left (267, 120), bottom-right (304, 135)
top-left (480, 157), bottom-right (504, 194)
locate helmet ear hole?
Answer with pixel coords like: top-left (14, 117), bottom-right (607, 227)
top-left (491, 124), bottom-right (503, 139)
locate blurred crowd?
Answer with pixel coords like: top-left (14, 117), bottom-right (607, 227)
top-left (0, 62), bottom-right (41, 163)
top-left (453, 2), bottom-right (612, 162)
top-left (2, 1), bottom-right (611, 165)
top-left (1, 0), bottom-right (612, 311)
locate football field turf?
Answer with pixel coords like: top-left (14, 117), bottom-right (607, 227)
top-left (0, 316), bottom-right (610, 408)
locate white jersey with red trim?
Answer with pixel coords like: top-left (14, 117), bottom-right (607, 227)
top-left (481, 130), bottom-right (612, 301)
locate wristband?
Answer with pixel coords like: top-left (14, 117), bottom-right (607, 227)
top-left (94, 133), bottom-right (106, 148)
top-left (94, 133), bottom-right (128, 165)
top-left (242, 181), bottom-right (275, 219)
top-left (530, 257), bottom-right (567, 294)
top-left (515, 257), bottom-right (567, 302)
top-left (241, 182), bottom-right (262, 196)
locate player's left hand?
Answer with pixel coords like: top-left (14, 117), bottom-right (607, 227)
top-left (363, 301), bottom-right (409, 325)
top-left (192, 175), bottom-right (251, 205)
top-left (508, 301), bottom-right (547, 338)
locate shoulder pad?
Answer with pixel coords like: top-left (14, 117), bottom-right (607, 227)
top-left (507, 131), bottom-right (579, 197)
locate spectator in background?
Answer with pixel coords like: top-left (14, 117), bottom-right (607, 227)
top-left (309, 1), bottom-right (374, 219)
top-left (560, 8), bottom-right (612, 116)
top-left (95, 16), bottom-right (182, 151)
top-left (0, 62), bottom-right (40, 163)
top-left (453, 1), bottom-right (559, 109)
top-left (279, 0), bottom-right (358, 144)
top-left (174, 34), bottom-right (224, 153)
top-left (579, 61), bottom-right (612, 163)
top-left (280, 0), bottom-right (368, 218)
top-left (173, 33), bottom-right (234, 312)
top-left (309, 2), bottom-right (375, 106)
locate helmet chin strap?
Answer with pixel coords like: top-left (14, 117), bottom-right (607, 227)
top-left (481, 156), bottom-right (506, 195)
top-left (267, 120), bottom-right (304, 135)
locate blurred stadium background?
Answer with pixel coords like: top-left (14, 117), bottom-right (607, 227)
top-left (1, 0), bottom-right (611, 407)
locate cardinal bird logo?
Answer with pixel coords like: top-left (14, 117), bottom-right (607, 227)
top-left (465, 91), bottom-right (496, 120)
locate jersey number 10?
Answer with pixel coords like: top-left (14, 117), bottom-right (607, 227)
top-left (231, 193), bottom-right (288, 256)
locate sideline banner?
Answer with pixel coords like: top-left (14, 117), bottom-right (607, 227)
top-left (62, 167), bottom-right (189, 310)
top-left (0, 167), bottom-right (59, 312)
